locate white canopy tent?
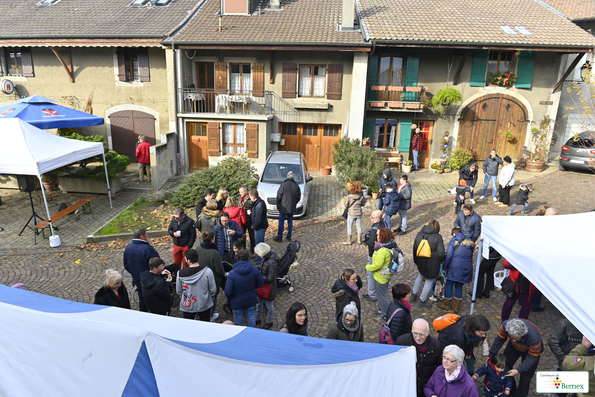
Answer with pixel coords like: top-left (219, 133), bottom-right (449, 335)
top-left (0, 118), bottom-right (112, 241)
top-left (472, 212), bottom-right (595, 343)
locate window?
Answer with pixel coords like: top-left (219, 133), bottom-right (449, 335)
top-left (378, 56), bottom-right (403, 86)
top-left (123, 49), bottom-right (139, 81)
top-left (299, 65), bottom-right (325, 96)
top-left (282, 124), bottom-right (297, 135)
top-left (117, 48), bottom-right (149, 82)
top-left (223, 123), bottom-right (245, 154)
top-left (189, 123), bottom-right (207, 136)
top-left (303, 125), bottom-right (318, 136)
top-left (230, 64), bottom-right (251, 94)
top-left (323, 125), bottom-right (340, 137)
top-left (373, 119), bottom-right (398, 149)
top-left (488, 51), bottom-right (514, 75)
top-left (4, 48), bottom-right (34, 76)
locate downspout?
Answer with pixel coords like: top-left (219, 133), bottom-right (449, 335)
top-left (172, 43), bottom-right (181, 175)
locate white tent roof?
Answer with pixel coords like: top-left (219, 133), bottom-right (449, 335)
top-left (0, 118), bottom-right (103, 176)
top-left (481, 212), bottom-right (595, 343)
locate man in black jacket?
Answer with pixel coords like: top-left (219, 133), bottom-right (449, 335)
top-left (395, 319), bottom-right (442, 397)
top-left (168, 208), bottom-right (196, 266)
top-left (480, 149), bottom-right (503, 202)
top-left (140, 257), bottom-right (174, 316)
top-left (239, 185), bottom-right (255, 254)
top-left (273, 171), bottom-right (301, 242)
top-left (123, 228), bottom-right (160, 312)
top-left (195, 188), bottom-right (216, 220)
top-left (362, 210), bottom-right (386, 302)
top-left (548, 318), bottom-right (584, 369)
top-left (249, 189), bottom-right (268, 262)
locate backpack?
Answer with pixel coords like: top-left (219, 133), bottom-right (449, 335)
top-left (433, 313), bottom-right (461, 332)
top-left (416, 235), bottom-right (432, 258)
top-left (361, 225), bottom-right (380, 244)
top-left (380, 246), bottom-right (405, 277)
top-left (378, 308), bottom-right (403, 344)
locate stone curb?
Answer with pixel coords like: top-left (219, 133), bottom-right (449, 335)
top-left (86, 230), bottom-right (169, 243)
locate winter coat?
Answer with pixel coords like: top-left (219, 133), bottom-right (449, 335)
top-left (503, 260), bottom-right (536, 297)
top-left (123, 239), bottom-right (160, 286)
top-left (260, 251), bottom-right (279, 301)
top-left (413, 225), bottom-right (446, 279)
top-left (330, 278), bottom-right (362, 320)
top-left (195, 242), bottom-right (225, 291)
top-left (444, 233), bottom-right (475, 284)
top-left (498, 163), bottom-right (515, 187)
top-left (93, 284), bottom-right (131, 309)
top-left (213, 219), bottom-right (244, 258)
top-left (459, 164), bottom-right (478, 187)
top-left (276, 177), bottom-right (301, 214)
top-left (382, 190), bottom-right (401, 216)
top-left (224, 260), bottom-right (264, 310)
top-left (549, 319), bottom-right (584, 367)
top-left (196, 208), bottom-right (221, 234)
top-left (239, 194), bottom-right (253, 226)
top-left (475, 358), bottom-right (513, 396)
top-left (195, 197), bottom-right (208, 220)
top-left (562, 343), bottom-right (595, 397)
top-left (176, 265), bottom-right (216, 313)
top-left (438, 316), bottom-right (489, 359)
top-left (344, 193), bottom-right (367, 217)
top-left (483, 155), bottom-right (503, 176)
top-left (378, 168), bottom-right (394, 192)
top-left (140, 270), bottom-right (173, 315)
top-left (223, 206), bottom-right (246, 229)
top-left (280, 323), bottom-right (308, 336)
top-left (398, 182), bottom-right (412, 210)
top-left (489, 319), bottom-right (543, 374)
top-left (365, 220), bottom-right (387, 257)
top-left (395, 333), bottom-right (442, 397)
top-left (366, 241), bottom-right (398, 284)
top-left (424, 364), bottom-right (479, 397)
top-left (168, 214), bottom-right (196, 249)
top-left (251, 197), bottom-right (269, 230)
top-left (454, 210), bottom-right (482, 242)
top-left (217, 197), bottom-right (227, 211)
top-left (326, 313), bottom-right (364, 342)
top-left (135, 141), bottom-right (151, 164)
top-left (386, 299), bottom-right (412, 341)
top-left (514, 184), bottom-right (531, 205)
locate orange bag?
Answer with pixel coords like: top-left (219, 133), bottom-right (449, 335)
top-left (433, 313), bottom-right (460, 332)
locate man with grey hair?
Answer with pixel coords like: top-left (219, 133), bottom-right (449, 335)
top-left (362, 210), bottom-right (386, 302)
top-left (167, 208), bottom-right (196, 266)
top-left (545, 207), bottom-right (559, 216)
top-left (489, 318), bottom-right (543, 397)
top-left (273, 170), bottom-right (301, 242)
top-left (395, 318), bottom-right (442, 397)
top-left (135, 135), bottom-right (152, 182)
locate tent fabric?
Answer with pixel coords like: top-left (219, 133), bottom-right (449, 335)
top-left (480, 212), bottom-right (595, 344)
top-left (0, 95), bottom-right (104, 129)
top-left (0, 285), bottom-right (417, 397)
top-left (0, 118), bottom-right (104, 176)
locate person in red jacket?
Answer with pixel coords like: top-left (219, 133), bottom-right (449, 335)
top-left (501, 260), bottom-right (537, 321)
top-left (222, 197), bottom-right (245, 229)
top-left (135, 135), bottom-right (151, 182)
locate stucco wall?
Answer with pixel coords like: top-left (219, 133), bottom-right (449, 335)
top-left (150, 131), bottom-right (176, 191)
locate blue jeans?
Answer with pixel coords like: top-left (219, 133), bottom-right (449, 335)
top-left (482, 174), bottom-right (498, 198)
top-left (377, 197), bottom-right (384, 210)
top-left (383, 214), bottom-right (393, 230)
top-left (254, 228), bottom-right (266, 263)
top-left (277, 213), bottom-right (293, 239)
top-left (510, 203), bottom-right (528, 213)
top-left (444, 280), bottom-right (463, 299)
top-left (233, 306), bottom-right (256, 327)
top-left (398, 208), bottom-right (408, 232)
top-left (412, 150), bottom-right (420, 169)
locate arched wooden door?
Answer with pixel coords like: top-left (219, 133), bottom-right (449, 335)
top-left (457, 94), bottom-right (529, 160)
top-left (109, 110), bottom-right (156, 162)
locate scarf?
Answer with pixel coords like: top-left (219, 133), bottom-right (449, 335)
top-left (374, 239), bottom-right (395, 250)
top-left (445, 365), bottom-right (462, 382)
top-left (402, 300), bottom-right (412, 311)
top-left (341, 315), bottom-right (360, 340)
top-left (346, 282), bottom-right (359, 294)
top-left (398, 182), bottom-right (408, 193)
top-left (414, 338), bottom-right (428, 354)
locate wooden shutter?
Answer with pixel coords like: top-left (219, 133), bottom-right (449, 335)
top-left (117, 49), bottom-right (126, 81)
top-left (207, 121), bottom-right (221, 156)
top-left (364, 118), bottom-right (374, 141)
top-left (326, 64), bottom-right (343, 100)
top-left (367, 54), bottom-right (379, 101)
top-left (215, 62), bottom-right (227, 91)
top-left (516, 51), bottom-right (535, 89)
top-left (246, 123), bottom-right (258, 158)
top-left (20, 49), bottom-right (34, 77)
top-left (398, 119), bottom-right (412, 152)
top-left (138, 48), bottom-right (150, 82)
top-left (252, 63), bottom-right (264, 97)
top-left (282, 63), bottom-right (297, 98)
top-left (470, 49), bottom-right (489, 87)
top-left (403, 54), bottom-right (419, 101)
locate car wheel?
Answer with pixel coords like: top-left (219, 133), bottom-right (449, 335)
top-left (559, 163), bottom-right (568, 171)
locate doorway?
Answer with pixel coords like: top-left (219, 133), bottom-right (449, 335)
top-left (109, 110), bottom-right (156, 162)
top-left (187, 123), bottom-right (209, 171)
top-left (280, 123), bottom-right (341, 171)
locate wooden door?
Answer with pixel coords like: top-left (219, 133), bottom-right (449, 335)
top-left (320, 125), bottom-right (341, 168)
top-left (196, 62), bottom-right (215, 112)
top-left (109, 110), bottom-right (156, 162)
top-left (416, 121), bottom-right (433, 168)
top-left (493, 96), bottom-right (529, 158)
top-left (300, 124), bottom-right (320, 171)
top-left (280, 123), bottom-right (300, 152)
top-left (187, 123), bottom-right (209, 171)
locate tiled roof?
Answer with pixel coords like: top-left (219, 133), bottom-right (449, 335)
top-left (167, 0), bottom-right (366, 46)
top-left (541, 0), bottom-right (595, 21)
top-left (358, 0), bottom-right (595, 49)
top-left (0, 0), bottom-right (200, 39)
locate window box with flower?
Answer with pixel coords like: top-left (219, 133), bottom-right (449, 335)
top-left (489, 71), bottom-right (517, 87)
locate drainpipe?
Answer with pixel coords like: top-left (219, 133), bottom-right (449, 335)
top-left (173, 44), bottom-right (184, 175)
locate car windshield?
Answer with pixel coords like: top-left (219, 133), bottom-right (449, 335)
top-left (262, 163), bottom-right (303, 184)
top-left (567, 136), bottom-right (595, 148)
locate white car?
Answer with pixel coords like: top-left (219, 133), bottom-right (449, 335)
top-left (254, 151), bottom-right (313, 218)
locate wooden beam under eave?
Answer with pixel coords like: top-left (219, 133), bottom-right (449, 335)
top-left (552, 53), bottom-right (583, 93)
top-left (452, 50), bottom-right (468, 86)
top-left (50, 47), bottom-right (74, 83)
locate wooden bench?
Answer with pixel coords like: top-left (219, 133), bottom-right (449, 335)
top-left (35, 197), bottom-right (94, 238)
top-left (375, 152), bottom-right (403, 171)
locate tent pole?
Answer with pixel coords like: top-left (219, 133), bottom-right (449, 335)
top-left (37, 175), bottom-right (55, 237)
top-left (102, 152), bottom-right (113, 209)
top-left (469, 238), bottom-right (483, 315)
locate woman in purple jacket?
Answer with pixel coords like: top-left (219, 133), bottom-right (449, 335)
top-left (425, 344), bottom-right (479, 397)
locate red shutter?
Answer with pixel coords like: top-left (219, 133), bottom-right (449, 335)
top-left (252, 63), bottom-right (264, 97)
top-left (117, 49), bottom-right (126, 81)
top-left (20, 49), bottom-right (34, 77)
top-left (138, 48), bottom-right (150, 82)
top-left (327, 64), bottom-right (343, 100)
top-left (215, 62), bottom-right (227, 91)
top-left (246, 123), bottom-right (258, 158)
top-left (282, 63), bottom-right (297, 98)
top-left (208, 121), bottom-right (221, 156)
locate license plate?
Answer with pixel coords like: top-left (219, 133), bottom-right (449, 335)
top-left (570, 159), bottom-right (584, 163)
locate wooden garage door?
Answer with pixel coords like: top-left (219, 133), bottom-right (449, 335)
top-left (109, 110), bottom-right (156, 162)
top-left (280, 123), bottom-right (341, 171)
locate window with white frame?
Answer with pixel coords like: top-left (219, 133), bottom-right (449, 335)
top-left (223, 123), bottom-right (245, 154)
top-left (299, 65), bottom-right (325, 96)
top-left (230, 64), bottom-right (251, 94)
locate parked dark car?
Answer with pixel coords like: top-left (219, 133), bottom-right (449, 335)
top-left (559, 131), bottom-right (595, 171)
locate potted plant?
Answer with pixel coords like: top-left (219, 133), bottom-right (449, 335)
top-left (432, 86), bottom-right (463, 116)
top-left (368, 180), bottom-right (379, 199)
top-left (402, 160), bottom-right (413, 173)
top-left (525, 117), bottom-right (553, 172)
top-left (489, 71), bottom-right (517, 87)
top-left (362, 137), bottom-right (371, 148)
top-left (41, 170), bottom-right (59, 192)
top-left (505, 131), bottom-right (515, 142)
top-left (430, 162), bottom-right (440, 173)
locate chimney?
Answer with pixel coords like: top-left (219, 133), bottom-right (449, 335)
top-left (341, 0), bottom-right (355, 30)
top-left (270, 0), bottom-right (280, 10)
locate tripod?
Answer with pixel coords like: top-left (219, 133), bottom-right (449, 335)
top-left (18, 191), bottom-right (46, 245)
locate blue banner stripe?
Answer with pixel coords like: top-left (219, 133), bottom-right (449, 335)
top-left (0, 284), bottom-right (105, 313)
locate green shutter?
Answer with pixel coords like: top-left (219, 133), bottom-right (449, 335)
top-left (470, 49), bottom-right (489, 87)
top-left (367, 54), bottom-right (379, 101)
top-left (399, 119), bottom-right (412, 152)
top-left (403, 54), bottom-right (419, 101)
top-left (364, 118), bottom-right (374, 140)
top-left (516, 51), bottom-right (535, 89)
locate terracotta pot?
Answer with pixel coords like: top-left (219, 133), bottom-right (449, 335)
top-left (525, 159), bottom-right (546, 172)
top-left (321, 166), bottom-right (331, 176)
top-left (372, 192), bottom-right (379, 199)
top-left (437, 170), bottom-right (444, 174)
top-left (43, 182), bottom-right (56, 192)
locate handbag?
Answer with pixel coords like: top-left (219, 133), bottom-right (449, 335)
top-left (257, 283), bottom-right (272, 299)
top-left (500, 277), bottom-right (516, 298)
top-left (342, 196), bottom-right (355, 219)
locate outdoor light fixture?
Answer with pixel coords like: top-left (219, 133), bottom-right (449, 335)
top-left (217, 10), bottom-right (222, 32)
top-left (581, 60), bottom-right (591, 81)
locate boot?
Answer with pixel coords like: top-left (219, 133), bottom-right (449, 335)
top-left (342, 234), bottom-right (353, 245)
top-left (437, 298), bottom-right (452, 311)
top-left (357, 233), bottom-right (362, 244)
top-left (410, 293), bottom-right (418, 303)
top-left (452, 298), bottom-right (462, 314)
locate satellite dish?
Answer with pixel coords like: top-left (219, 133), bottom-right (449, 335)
top-left (1, 79), bottom-right (15, 95)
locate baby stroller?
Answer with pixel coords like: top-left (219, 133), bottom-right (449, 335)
top-left (276, 240), bottom-right (300, 292)
top-left (429, 264), bottom-right (446, 301)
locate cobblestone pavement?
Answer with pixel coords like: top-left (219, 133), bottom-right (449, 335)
top-left (0, 164), bottom-right (592, 396)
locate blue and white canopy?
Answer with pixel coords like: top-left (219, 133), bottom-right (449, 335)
top-left (0, 285), bottom-right (416, 397)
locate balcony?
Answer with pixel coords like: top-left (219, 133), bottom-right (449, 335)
top-left (367, 85), bottom-right (428, 111)
top-left (180, 88), bottom-right (273, 117)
